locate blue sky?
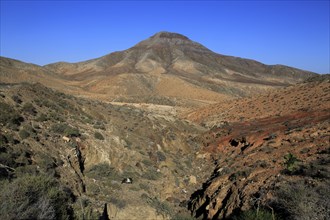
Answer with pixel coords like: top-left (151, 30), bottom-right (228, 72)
top-left (0, 1), bottom-right (329, 73)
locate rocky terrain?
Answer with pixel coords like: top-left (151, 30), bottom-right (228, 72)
top-left (0, 32), bottom-right (328, 220)
top-left (186, 75), bottom-right (330, 219)
top-left (0, 82), bottom-right (215, 219)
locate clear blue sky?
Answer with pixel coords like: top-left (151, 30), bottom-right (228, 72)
top-left (1, 1), bottom-right (329, 73)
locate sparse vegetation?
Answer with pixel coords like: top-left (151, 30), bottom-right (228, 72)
top-left (36, 113), bottom-right (48, 122)
top-left (11, 95), bottom-right (22, 104)
top-left (0, 134), bottom-right (8, 145)
top-left (19, 128), bottom-right (30, 139)
top-left (0, 174), bottom-right (73, 219)
top-left (156, 151), bottom-right (166, 162)
top-left (94, 132), bottom-right (104, 140)
top-left (22, 102), bottom-right (37, 115)
top-left (232, 208), bottom-right (278, 220)
top-left (139, 183), bottom-right (150, 191)
top-left (86, 163), bottom-right (120, 181)
top-left (0, 102), bottom-right (24, 128)
top-left (51, 123), bottom-right (80, 137)
top-left (142, 167), bottom-right (161, 180)
top-left (141, 193), bottom-right (173, 217)
top-left (142, 159), bottom-right (153, 166)
top-left (109, 197), bottom-right (127, 209)
top-left (172, 212), bottom-right (196, 220)
top-left (93, 121), bottom-right (106, 130)
top-left (229, 168), bottom-right (251, 181)
top-left (272, 180), bottom-right (330, 220)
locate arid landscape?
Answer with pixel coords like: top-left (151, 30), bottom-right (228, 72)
top-left (0, 32), bottom-right (329, 220)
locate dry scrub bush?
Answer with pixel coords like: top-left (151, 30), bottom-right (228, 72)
top-left (0, 174), bottom-right (73, 220)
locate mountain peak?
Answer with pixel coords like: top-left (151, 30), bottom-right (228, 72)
top-left (152, 31), bottom-right (190, 40)
top-left (134, 31), bottom-right (196, 48)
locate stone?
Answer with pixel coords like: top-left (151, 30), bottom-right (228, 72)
top-left (189, 175), bottom-right (197, 184)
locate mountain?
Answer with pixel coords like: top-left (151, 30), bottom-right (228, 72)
top-left (0, 32), bottom-right (328, 219)
top-left (0, 57), bottom-right (83, 95)
top-left (1, 31), bottom-right (317, 107)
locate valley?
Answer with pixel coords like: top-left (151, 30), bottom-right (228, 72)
top-left (0, 32), bottom-right (329, 220)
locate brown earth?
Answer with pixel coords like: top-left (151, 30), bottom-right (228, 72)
top-left (186, 77), bottom-right (330, 126)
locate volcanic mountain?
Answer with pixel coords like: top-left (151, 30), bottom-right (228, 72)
top-left (1, 31), bottom-right (316, 107)
top-left (0, 32), bottom-right (328, 220)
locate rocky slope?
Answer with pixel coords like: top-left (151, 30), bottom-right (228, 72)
top-left (186, 75), bottom-right (330, 219)
top-left (0, 76), bottom-right (328, 220)
top-left (0, 83), bottom-right (214, 219)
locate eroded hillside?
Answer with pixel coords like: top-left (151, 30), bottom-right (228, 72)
top-left (1, 76), bottom-right (328, 220)
top-left (0, 83), bottom-right (214, 219)
top-left (186, 76), bottom-right (330, 219)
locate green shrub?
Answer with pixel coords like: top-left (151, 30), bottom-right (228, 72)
top-left (142, 168), bottom-right (161, 181)
top-left (0, 174), bottom-right (73, 219)
top-left (86, 163), bottom-right (120, 180)
top-left (93, 122), bottom-right (106, 130)
top-left (0, 152), bottom-right (18, 169)
top-left (51, 123), bottom-right (80, 137)
top-left (172, 212), bottom-right (196, 220)
top-left (142, 159), bottom-right (153, 166)
top-left (35, 154), bottom-right (57, 175)
top-left (21, 125), bottom-right (37, 139)
top-left (139, 183), bottom-right (150, 191)
top-left (0, 134), bottom-right (8, 146)
top-left (41, 100), bottom-right (58, 110)
top-left (0, 102), bottom-right (24, 128)
top-left (94, 132), bottom-right (104, 140)
top-left (3, 133), bottom-right (19, 145)
top-left (156, 151), bottom-right (166, 162)
top-left (141, 194), bottom-right (172, 217)
top-left (81, 117), bottom-right (93, 124)
top-left (74, 200), bottom-right (99, 220)
top-left (15, 165), bottom-right (38, 176)
top-left (232, 208), bottom-right (278, 220)
top-left (48, 112), bottom-right (65, 122)
top-left (283, 153), bottom-right (298, 173)
top-left (11, 95), bottom-right (22, 104)
top-left (272, 180), bottom-right (330, 220)
top-left (229, 169), bottom-right (252, 181)
top-left (109, 197), bottom-right (127, 209)
top-left (36, 113), bottom-right (48, 122)
top-left (19, 129), bottom-right (30, 139)
top-left (22, 103), bottom-right (37, 115)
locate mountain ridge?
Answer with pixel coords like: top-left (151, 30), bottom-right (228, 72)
top-left (1, 31), bottom-right (318, 107)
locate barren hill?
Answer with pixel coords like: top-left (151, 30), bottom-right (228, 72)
top-left (1, 32), bottom-right (316, 107)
